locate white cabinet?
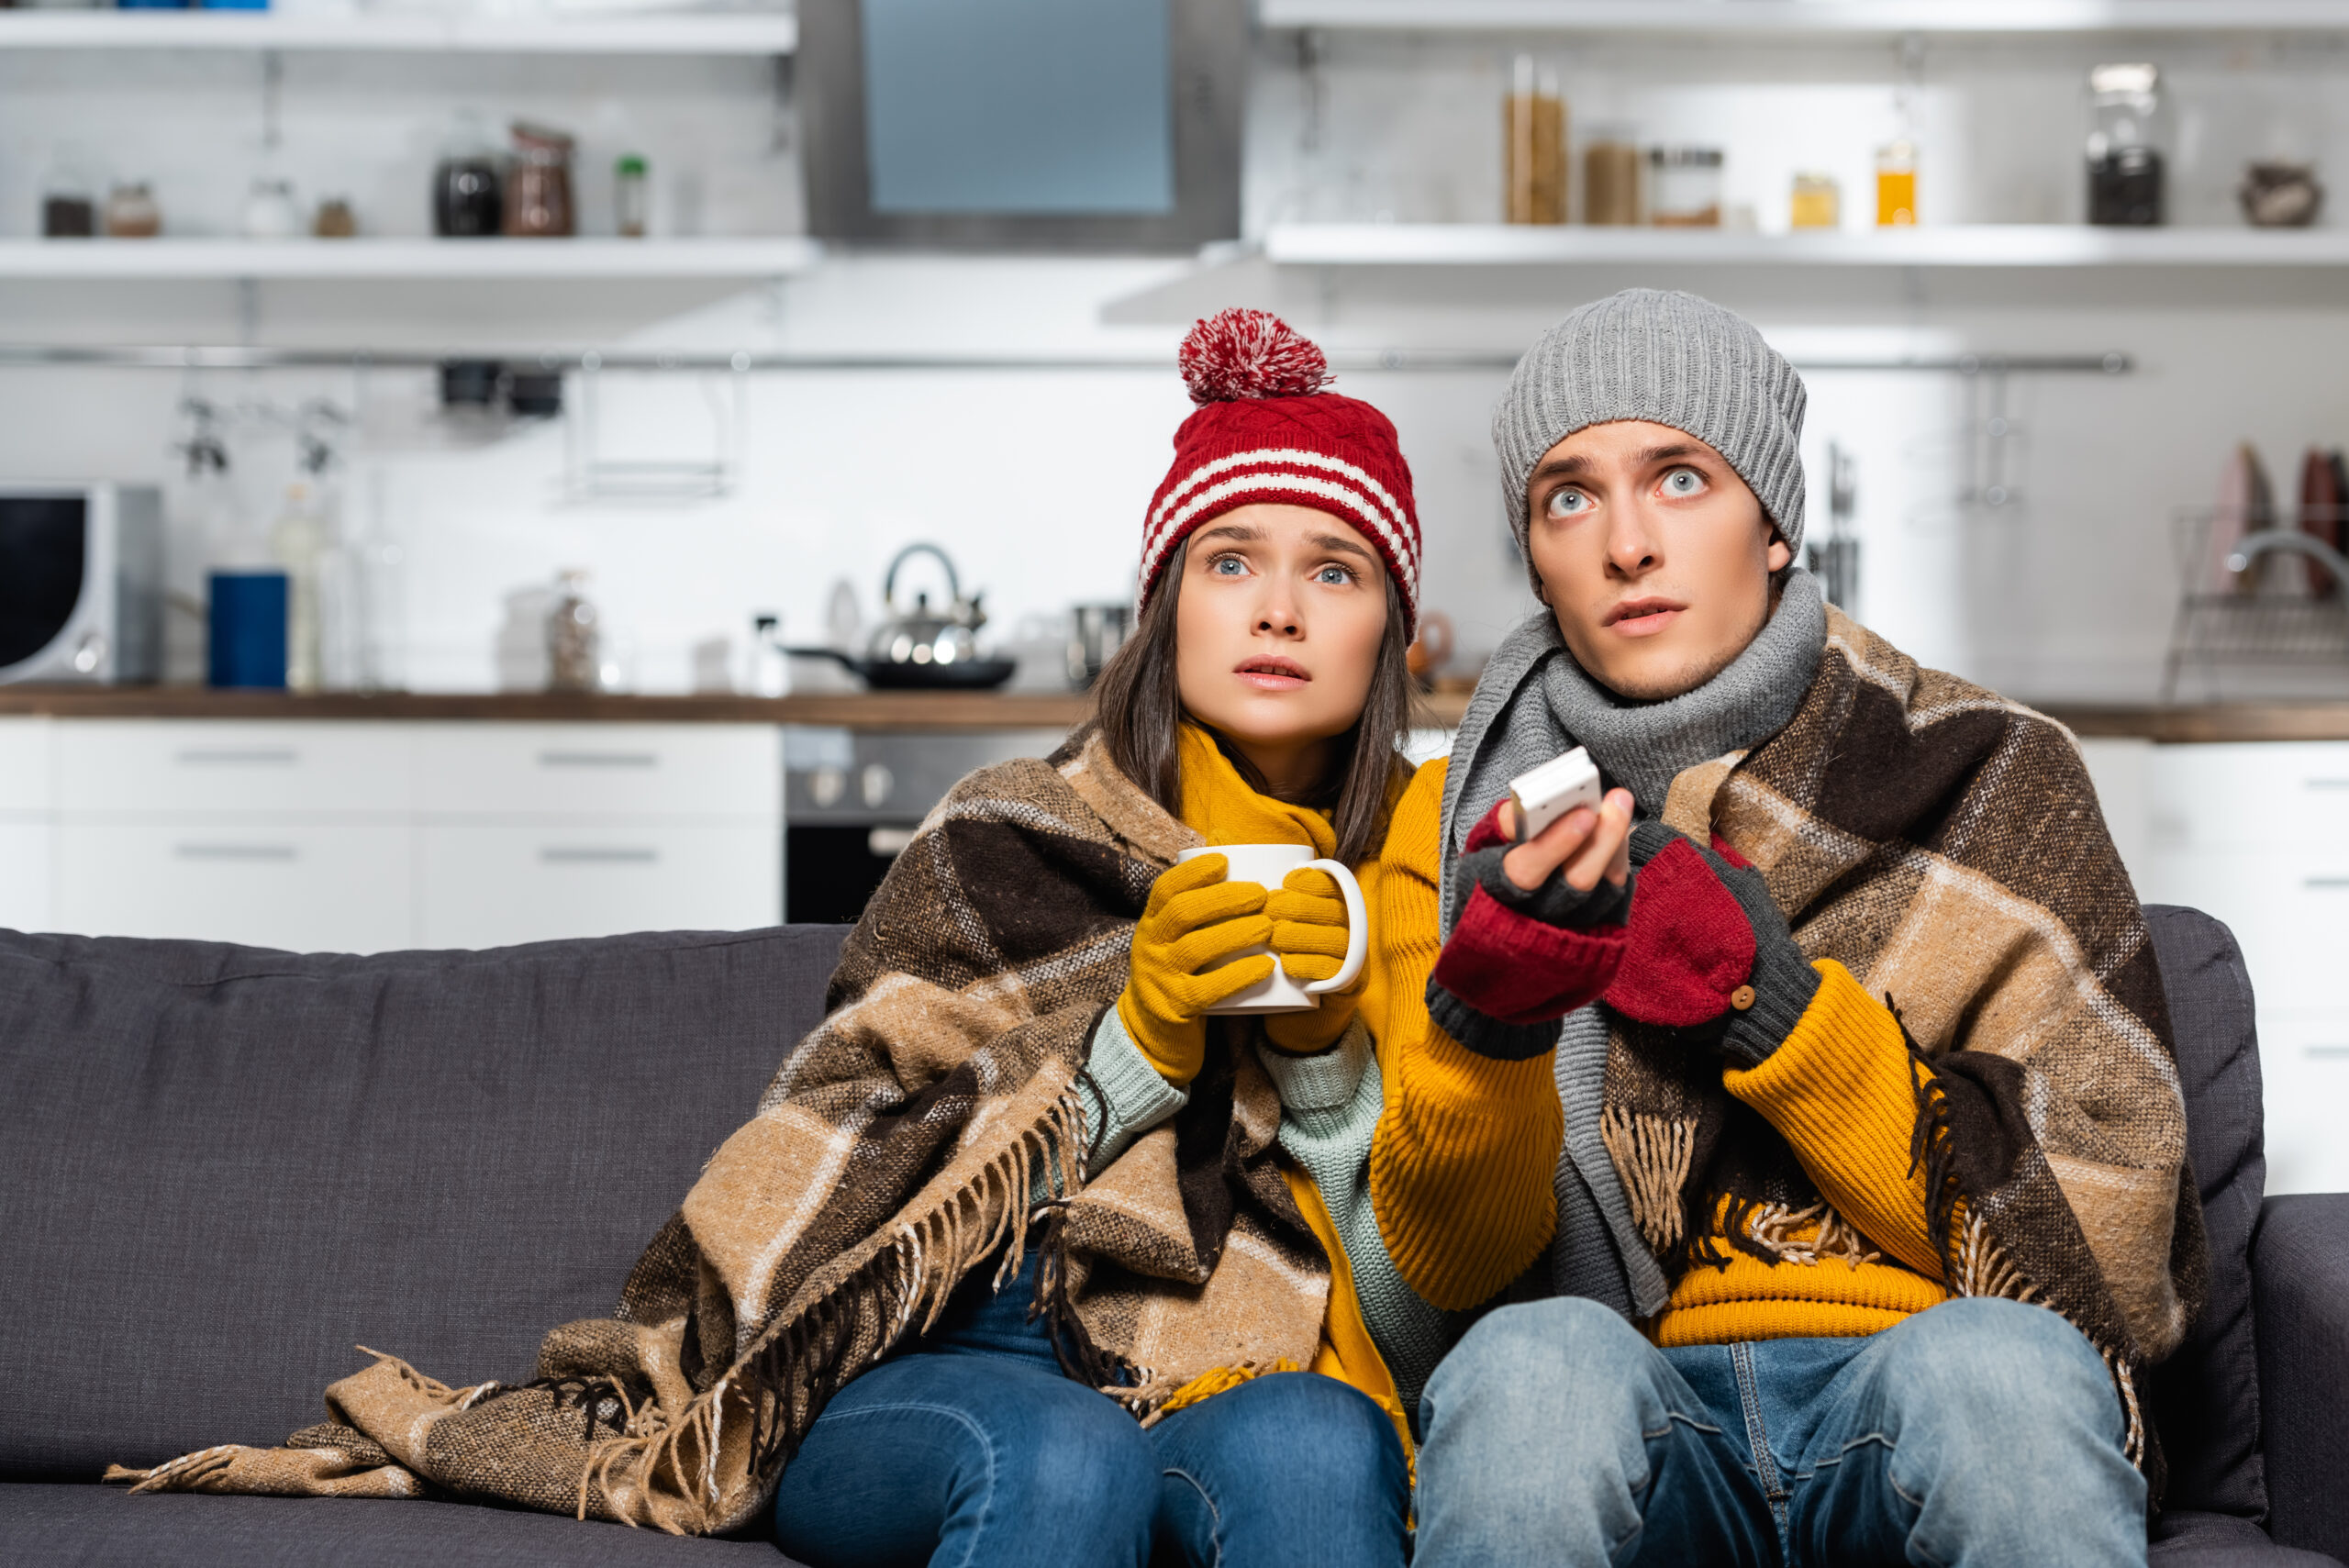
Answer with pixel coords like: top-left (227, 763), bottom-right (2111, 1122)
top-left (418, 823), bottom-right (780, 949)
top-left (33, 718), bottom-right (780, 954)
top-left (2133, 740), bottom-right (2349, 1195)
top-left (52, 820), bottom-right (415, 953)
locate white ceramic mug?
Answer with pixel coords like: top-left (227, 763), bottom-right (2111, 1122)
top-left (1175, 843), bottom-right (1369, 1015)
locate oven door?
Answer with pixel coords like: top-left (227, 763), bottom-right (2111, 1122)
top-left (0, 492), bottom-right (90, 681)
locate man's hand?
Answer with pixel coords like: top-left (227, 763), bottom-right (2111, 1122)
top-left (1497, 787), bottom-right (1636, 897)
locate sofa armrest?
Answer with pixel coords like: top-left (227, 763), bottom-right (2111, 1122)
top-left (2252, 1193), bottom-right (2349, 1561)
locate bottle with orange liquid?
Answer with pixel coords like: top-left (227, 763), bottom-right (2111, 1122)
top-left (1876, 139), bottom-right (1918, 227)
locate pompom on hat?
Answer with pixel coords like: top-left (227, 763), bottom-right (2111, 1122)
top-left (1141, 309), bottom-right (1421, 634)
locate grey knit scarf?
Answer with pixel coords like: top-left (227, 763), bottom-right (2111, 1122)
top-left (1437, 570), bottom-right (1830, 1314)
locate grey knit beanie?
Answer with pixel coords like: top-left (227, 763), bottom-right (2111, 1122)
top-left (1493, 289), bottom-right (1808, 584)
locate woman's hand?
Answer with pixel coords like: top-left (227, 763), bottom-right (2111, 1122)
top-left (1119, 854), bottom-right (1277, 1085)
top-left (1262, 867), bottom-right (1362, 1056)
top-left (1497, 787), bottom-right (1635, 898)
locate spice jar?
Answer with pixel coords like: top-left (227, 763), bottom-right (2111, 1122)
top-left (241, 177), bottom-right (303, 240)
top-left (1502, 54), bottom-right (1566, 226)
top-left (1789, 172), bottom-right (1840, 230)
top-left (1875, 139), bottom-right (1918, 227)
top-left (504, 121), bottom-right (575, 239)
top-left (2087, 63), bottom-right (2165, 227)
top-left (312, 197), bottom-right (358, 239)
top-left (1583, 128), bottom-right (1642, 226)
top-left (432, 113), bottom-right (503, 239)
top-left (103, 183), bottom-right (161, 239)
top-left (40, 149), bottom-right (98, 239)
top-left (2241, 161), bottom-right (2323, 228)
top-left (1647, 147), bottom-right (1722, 228)
top-left (614, 154), bottom-right (649, 239)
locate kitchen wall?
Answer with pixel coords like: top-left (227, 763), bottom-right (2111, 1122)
top-left (6, 21), bottom-right (2349, 702)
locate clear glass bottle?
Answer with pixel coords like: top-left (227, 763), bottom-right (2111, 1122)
top-left (547, 570), bottom-right (601, 693)
top-left (2087, 62), bottom-right (2165, 227)
top-left (1502, 55), bottom-right (1566, 226)
top-left (1875, 139), bottom-right (1919, 227)
top-left (614, 154), bottom-right (649, 239)
top-left (40, 147), bottom-right (98, 238)
top-left (271, 482), bottom-right (329, 694)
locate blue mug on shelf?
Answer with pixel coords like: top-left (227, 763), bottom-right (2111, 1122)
top-left (208, 571), bottom-right (289, 690)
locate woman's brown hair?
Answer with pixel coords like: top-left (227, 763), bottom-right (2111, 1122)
top-left (1085, 539), bottom-right (1419, 866)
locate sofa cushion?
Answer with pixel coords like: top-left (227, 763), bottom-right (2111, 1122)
top-left (2141, 906), bottom-right (2269, 1525)
top-left (0, 926), bottom-right (851, 1483)
top-left (0, 1484), bottom-right (798, 1566)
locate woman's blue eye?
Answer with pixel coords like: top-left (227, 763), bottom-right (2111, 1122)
top-left (1546, 487), bottom-right (1589, 518)
top-left (1209, 556), bottom-right (1246, 575)
top-left (1316, 564), bottom-right (1354, 585)
top-left (1662, 468), bottom-right (1705, 496)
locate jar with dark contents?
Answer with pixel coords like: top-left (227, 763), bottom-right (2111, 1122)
top-left (2087, 63), bottom-right (2165, 227)
top-left (504, 122), bottom-right (575, 239)
top-left (432, 113), bottom-right (504, 238)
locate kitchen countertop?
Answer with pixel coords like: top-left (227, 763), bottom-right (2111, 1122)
top-left (0, 685), bottom-right (1482, 731)
top-left (8, 688), bottom-right (2343, 741)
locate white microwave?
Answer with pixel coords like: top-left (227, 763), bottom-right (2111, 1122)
top-left (0, 484), bottom-right (163, 684)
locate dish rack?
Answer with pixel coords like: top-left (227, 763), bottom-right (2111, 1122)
top-left (2164, 507), bottom-right (2349, 700)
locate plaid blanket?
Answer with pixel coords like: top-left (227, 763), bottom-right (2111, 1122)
top-left (1602, 607), bottom-right (2207, 1479)
top-left (107, 730), bottom-right (1331, 1534)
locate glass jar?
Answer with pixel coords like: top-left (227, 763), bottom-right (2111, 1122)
top-left (1582, 127), bottom-right (1642, 226)
top-left (1647, 147), bottom-right (1722, 228)
top-left (1875, 139), bottom-right (1918, 227)
top-left (547, 570), bottom-right (600, 694)
top-left (1502, 54), bottom-right (1566, 226)
top-left (504, 122), bottom-right (575, 239)
top-left (614, 154), bottom-right (649, 239)
top-left (241, 177), bottom-right (303, 240)
top-left (432, 113), bottom-right (504, 239)
top-left (2087, 62), bottom-right (2165, 228)
top-left (312, 196), bottom-right (359, 239)
top-left (103, 182), bottom-right (161, 239)
top-left (1789, 171), bottom-right (1840, 230)
top-left (40, 147), bottom-right (98, 238)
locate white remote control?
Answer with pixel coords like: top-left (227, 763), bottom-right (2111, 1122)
top-left (1508, 747), bottom-right (1604, 841)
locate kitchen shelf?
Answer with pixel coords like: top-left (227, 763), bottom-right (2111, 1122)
top-left (1258, 223), bottom-right (2349, 269)
top-left (0, 9), bottom-right (795, 54)
top-left (1262, 1), bottom-right (2349, 35)
top-left (0, 238), bottom-right (821, 282)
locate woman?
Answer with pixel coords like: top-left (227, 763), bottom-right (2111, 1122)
top-left (109, 310), bottom-right (1614, 1563)
top-left (763, 310), bottom-right (1603, 1568)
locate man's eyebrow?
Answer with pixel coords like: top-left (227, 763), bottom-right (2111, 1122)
top-left (1308, 531), bottom-right (1376, 562)
top-left (1529, 443), bottom-right (1711, 486)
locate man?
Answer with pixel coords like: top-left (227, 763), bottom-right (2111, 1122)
top-left (1410, 289), bottom-right (2205, 1568)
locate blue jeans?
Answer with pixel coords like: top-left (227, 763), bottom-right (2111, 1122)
top-left (771, 1250), bottom-right (1409, 1567)
top-left (1414, 1296), bottom-right (2146, 1568)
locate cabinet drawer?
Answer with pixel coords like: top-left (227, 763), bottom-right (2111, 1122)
top-left (417, 823), bottom-right (779, 949)
top-left (56, 721), bottom-right (414, 817)
top-left (2250, 1011), bottom-right (2349, 1195)
top-left (0, 717), bottom-right (53, 814)
top-left (415, 725), bottom-right (779, 819)
top-left (2134, 848), bottom-right (2349, 1015)
top-left (2148, 741), bottom-right (2349, 853)
top-left (0, 822), bottom-right (51, 932)
top-left (52, 821), bottom-right (414, 953)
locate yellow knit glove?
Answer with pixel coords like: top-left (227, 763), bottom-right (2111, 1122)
top-left (1119, 854), bottom-right (1277, 1086)
top-left (1262, 867), bottom-right (1364, 1056)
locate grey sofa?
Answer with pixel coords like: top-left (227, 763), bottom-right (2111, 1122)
top-left (1, 907), bottom-right (2343, 1566)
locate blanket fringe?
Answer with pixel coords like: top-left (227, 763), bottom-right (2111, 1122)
top-left (574, 1080), bottom-right (1091, 1533)
top-left (1600, 1106), bottom-right (1695, 1255)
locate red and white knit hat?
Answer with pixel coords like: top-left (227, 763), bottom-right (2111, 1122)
top-left (1140, 309), bottom-right (1421, 634)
